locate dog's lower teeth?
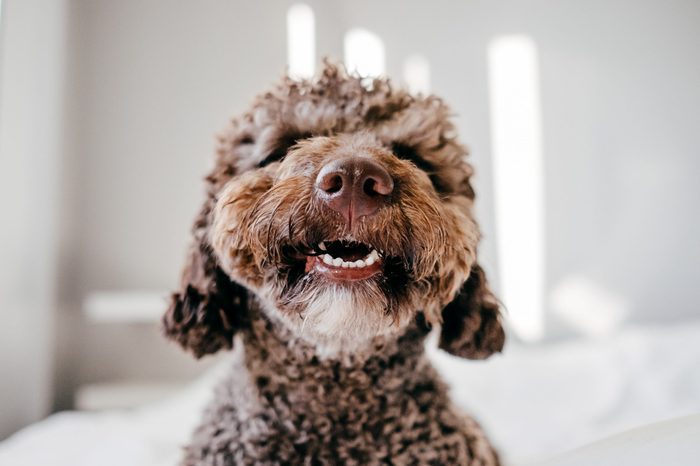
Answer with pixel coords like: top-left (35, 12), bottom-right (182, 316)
top-left (319, 249), bottom-right (381, 269)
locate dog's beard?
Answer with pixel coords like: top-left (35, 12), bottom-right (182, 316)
top-left (260, 259), bottom-right (414, 354)
top-left (300, 286), bottom-right (399, 354)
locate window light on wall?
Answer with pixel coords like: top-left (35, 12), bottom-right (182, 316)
top-left (487, 35), bottom-right (545, 342)
top-left (402, 55), bottom-right (430, 94)
top-left (286, 3), bottom-right (316, 78)
top-left (344, 28), bottom-right (385, 77)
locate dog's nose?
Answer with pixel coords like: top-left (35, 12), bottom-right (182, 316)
top-left (315, 157), bottom-right (394, 224)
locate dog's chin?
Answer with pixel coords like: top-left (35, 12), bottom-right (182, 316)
top-left (266, 266), bottom-right (410, 357)
top-left (284, 285), bottom-right (409, 358)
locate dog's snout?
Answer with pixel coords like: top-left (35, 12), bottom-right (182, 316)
top-left (315, 157), bottom-right (394, 224)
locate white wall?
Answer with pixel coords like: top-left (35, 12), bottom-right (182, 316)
top-left (0, 0), bottom-right (68, 439)
top-left (535, 0), bottom-right (700, 331)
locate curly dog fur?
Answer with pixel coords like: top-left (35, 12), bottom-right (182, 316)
top-left (163, 62), bottom-right (505, 465)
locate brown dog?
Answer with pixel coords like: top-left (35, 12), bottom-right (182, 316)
top-left (163, 62), bottom-right (505, 465)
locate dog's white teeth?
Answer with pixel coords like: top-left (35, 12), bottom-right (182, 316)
top-left (318, 242), bottom-right (327, 251)
top-left (360, 249), bottom-right (380, 266)
top-left (318, 248), bottom-right (381, 268)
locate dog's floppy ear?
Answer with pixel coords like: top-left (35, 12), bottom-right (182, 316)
top-left (162, 200), bottom-right (249, 358)
top-left (438, 264), bottom-right (505, 359)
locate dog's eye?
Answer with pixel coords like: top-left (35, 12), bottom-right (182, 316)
top-left (258, 132), bottom-right (312, 168)
top-left (258, 146), bottom-right (287, 168)
top-left (392, 143), bottom-right (448, 193)
top-left (392, 143), bottom-right (435, 172)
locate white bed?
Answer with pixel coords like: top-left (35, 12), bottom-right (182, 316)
top-left (2, 320), bottom-right (700, 466)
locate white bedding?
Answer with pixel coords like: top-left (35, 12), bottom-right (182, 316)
top-left (532, 413), bottom-right (700, 466)
top-left (2, 320), bottom-right (700, 466)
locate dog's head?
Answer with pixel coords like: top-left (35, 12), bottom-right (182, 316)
top-left (163, 63), bottom-right (504, 359)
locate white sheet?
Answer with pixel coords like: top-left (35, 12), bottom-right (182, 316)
top-left (2, 320), bottom-right (700, 465)
top-left (530, 413), bottom-right (700, 466)
top-left (428, 320), bottom-right (700, 463)
top-left (0, 366), bottom-right (221, 466)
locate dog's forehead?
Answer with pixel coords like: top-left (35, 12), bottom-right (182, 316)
top-left (243, 85), bottom-right (413, 163)
top-left (212, 64), bottom-right (470, 191)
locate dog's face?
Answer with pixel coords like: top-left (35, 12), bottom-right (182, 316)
top-left (164, 64), bottom-right (504, 359)
top-left (210, 131), bottom-right (477, 351)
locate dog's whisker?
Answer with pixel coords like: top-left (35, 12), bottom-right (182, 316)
top-left (300, 304), bottom-right (322, 335)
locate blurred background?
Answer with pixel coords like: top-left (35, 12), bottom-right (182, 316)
top-left (0, 0), bottom-right (699, 464)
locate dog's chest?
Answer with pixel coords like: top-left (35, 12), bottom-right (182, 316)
top-left (185, 361), bottom-right (496, 465)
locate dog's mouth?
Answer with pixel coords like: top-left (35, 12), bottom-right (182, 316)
top-left (303, 240), bottom-right (383, 281)
top-left (278, 235), bottom-right (412, 310)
